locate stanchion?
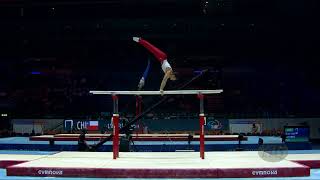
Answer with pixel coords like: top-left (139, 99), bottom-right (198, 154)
top-left (198, 93), bottom-right (205, 159)
top-left (112, 95), bottom-right (119, 159)
top-left (136, 96), bottom-right (143, 134)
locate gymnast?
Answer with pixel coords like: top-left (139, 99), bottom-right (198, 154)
top-left (137, 59), bottom-right (151, 90)
top-left (133, 37), bottom-right (176, 94)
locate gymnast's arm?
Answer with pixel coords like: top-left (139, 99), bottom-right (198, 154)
top-left (160, 69), bottom-right (172, 93)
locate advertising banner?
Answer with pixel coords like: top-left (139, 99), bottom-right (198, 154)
top-left (64, 117), bottom-right (229, 132)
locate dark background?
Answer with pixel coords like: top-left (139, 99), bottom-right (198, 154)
top-left (0, 0), bottom-right (319, 119)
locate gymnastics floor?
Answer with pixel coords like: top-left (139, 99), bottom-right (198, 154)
top-left (0, 150), bottom-right (320, 179)
top-left (2, 151), bottom-right (317, 178)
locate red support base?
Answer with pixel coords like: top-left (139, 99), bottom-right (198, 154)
top-left (199, 114), bottom-right (205, 159)
top-left (112, 114), bottom-right (119, 159)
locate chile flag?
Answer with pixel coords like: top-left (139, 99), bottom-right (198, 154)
top-left (86, 121), bottom-right (99, 131)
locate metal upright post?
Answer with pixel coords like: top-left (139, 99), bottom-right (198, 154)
top-left (198, 93), bottom-right (205, 159)
top-left (112, 95), bottom-right (119, 159)
top-left (135, 96), bottom-right (142, 134)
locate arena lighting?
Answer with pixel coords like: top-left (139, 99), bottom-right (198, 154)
top-left (1, 114), bottom-right (8, 117)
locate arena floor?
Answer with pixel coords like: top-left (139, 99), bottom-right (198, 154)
top-left (0, 169), bottom-right (320, 180)
top-left (0, 150), bottom-right (319, 179)
top-left (0, 137), bottom-right (317, 179)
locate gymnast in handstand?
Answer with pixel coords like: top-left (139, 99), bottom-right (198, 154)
top-left (133, 37), bottom-right (176, 93)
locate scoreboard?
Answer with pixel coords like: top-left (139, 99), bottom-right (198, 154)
top-left (284, 126), bottom-right (310, 142)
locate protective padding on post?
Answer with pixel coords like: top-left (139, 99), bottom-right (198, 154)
top-left (199, 114), bottom-right (205, 159)
top-left (112, 114), bottom-right (119, 159)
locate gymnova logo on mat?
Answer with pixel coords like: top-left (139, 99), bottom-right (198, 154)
top-left (252, 170), bottom-right (278, 176)
top-left (38, 170), bottom-right (63, 175)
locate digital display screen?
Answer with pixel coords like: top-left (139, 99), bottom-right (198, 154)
top-left (284, 126), bottom-right (310, 142)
